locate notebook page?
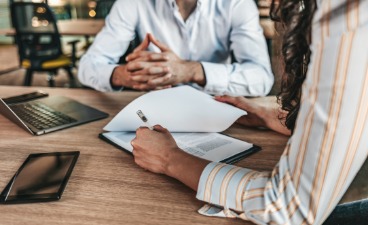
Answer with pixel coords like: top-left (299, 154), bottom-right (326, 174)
top-left (102, 132), bottom-right (253, 162)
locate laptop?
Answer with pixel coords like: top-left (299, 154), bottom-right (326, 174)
top-left (0, 91), bottom-right (109, 135)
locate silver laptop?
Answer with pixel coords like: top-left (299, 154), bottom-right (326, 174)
top-left (0, 91), bottom-right (108, 135)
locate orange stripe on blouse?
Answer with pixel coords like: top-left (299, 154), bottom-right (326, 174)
top-left (306, 34), bottom-right (346, 223)
top-left (236, 171), bottom-right (257, 210)
top-left (325, 61), bottom-right (368, 218)
top-left (203, 164), bottom-right (227, 202)
top-left (219, 167), bottom-right (242, 205)
top-left (314, 31), bottom-right (356, 219)
top-left (309, 31), bottom-right (355, 222)
top-left (292, 41), bottom-right (323, 190)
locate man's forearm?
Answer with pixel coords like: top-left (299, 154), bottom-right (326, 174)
top-left (111, 65), bottom-right (127, 87)
top-left (182, 61), bottom-right (206, 87)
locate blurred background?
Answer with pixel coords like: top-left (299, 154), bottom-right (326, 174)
top-left (0, 0), bottom-right (282, 94)
top-left (0, 0), bottom-right (107, 43)
top-left (0, 0), bottom-right (115, 87)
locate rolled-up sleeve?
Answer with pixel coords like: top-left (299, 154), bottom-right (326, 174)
top-left (197, 162), bottom-right (255, 211)
top-left (78, 0), bottom-right (137, 92)
top-left (202, 0), bottom-right (274, 97)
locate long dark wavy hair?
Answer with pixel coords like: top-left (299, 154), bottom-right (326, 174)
top-left (270, 0), bottom-right (317, 132)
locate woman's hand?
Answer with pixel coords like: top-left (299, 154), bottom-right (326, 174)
top-left (215, 96), bottom-right (291, 136)
top-left (215, 96), bottom-right (267, 127)
top-left (131, 125), bottom-right (179, 174)
top-left (131, 125), bottom-right (210, 190)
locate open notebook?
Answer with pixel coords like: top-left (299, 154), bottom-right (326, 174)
top-left (100, 86), bottom-right (260, 164)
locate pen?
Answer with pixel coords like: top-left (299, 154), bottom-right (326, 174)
top-left (136, 110), bottom-right (154, 130)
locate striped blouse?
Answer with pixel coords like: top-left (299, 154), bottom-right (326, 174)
top-left (196, 0), bottom-right (368, 224)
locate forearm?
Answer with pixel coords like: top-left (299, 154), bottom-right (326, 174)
top-left (78, 54), bottom-right (118, 92)
top-left (180, 61), bottom-right (206, 87)
top-left (166, 149), bottom-right (210, 191)
top-left (111, 65), bottom-right (127, 87)
top-left (200, 62), bottom-right (274, 96)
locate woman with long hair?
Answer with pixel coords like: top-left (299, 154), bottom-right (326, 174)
top-left (131, 0), bottom-right (368, 224)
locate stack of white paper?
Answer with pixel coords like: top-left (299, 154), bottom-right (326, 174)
top-left (103, 86), bottom-right (247, 132)
top-left (101, 86), bottom-right (256, 163)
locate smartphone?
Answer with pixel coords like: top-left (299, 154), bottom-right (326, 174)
top-left (0, 151), bottom-right (79, 204)
top-left (2, 90), bottom-right (49, 105)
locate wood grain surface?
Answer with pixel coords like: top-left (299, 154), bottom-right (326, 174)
top-left (0, 86), bottom-right (288, 225)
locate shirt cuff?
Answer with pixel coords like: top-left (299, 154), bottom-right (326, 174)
top-left (196, 162), bottom-right (254, 211)
top-left (97, 64), bottom-right (121, 92)
top-left (201, 62), bottom-right (229, 95)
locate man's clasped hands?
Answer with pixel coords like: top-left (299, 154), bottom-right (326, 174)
top-left (111, 33), bottom-right (205, 91)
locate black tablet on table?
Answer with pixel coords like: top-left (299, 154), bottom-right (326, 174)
top-left (0, 151), bottom-right (79, 204)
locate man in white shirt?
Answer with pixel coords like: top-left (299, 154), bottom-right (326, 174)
top-left (78, 0), bottom-right (274, 96)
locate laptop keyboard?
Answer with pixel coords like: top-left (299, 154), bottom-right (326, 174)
top-left (11, 102), bottom-right (77, 130)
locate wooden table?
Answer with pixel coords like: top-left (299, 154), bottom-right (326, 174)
top-left (0, 86), bottom-right (289, 225)
top-left (0, 19), bottom-right (104, 37)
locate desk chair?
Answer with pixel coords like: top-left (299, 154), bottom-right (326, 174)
top-left (10, 2), bottom-right (79, 87)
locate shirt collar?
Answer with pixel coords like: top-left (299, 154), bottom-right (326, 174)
top-left (167, 0), bottom-right (204, 10)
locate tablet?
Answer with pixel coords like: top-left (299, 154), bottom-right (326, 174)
top-left (0, 151), bottom-right (79, 204)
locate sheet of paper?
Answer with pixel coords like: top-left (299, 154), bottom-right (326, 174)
top-left (102, 132), bottom-right (253, 162)
top-left (103, 86), bottom-right (246, 132)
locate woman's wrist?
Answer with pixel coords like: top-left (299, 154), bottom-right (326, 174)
top-left (256, 105), bottom-right (269, 127)
top-left (165, 148), bottom-right (210, 191)
top-left (165, 147), bottom-right (183, 177)
top-left (263, 105), bottom-right (291, 136)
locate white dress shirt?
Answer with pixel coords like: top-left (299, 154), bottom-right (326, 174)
top-left (196, 0), bottom-right (368, 224)
top-left (78, 0), bottom-right (274, 96)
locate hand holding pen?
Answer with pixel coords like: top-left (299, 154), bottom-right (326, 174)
top-left (136, 110), bottom-right (154, 130)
